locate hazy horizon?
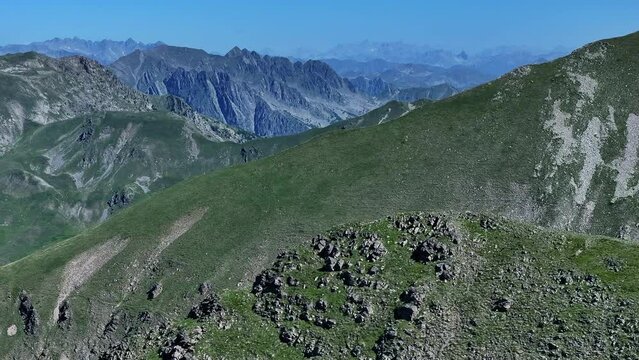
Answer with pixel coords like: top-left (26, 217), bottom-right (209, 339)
top-left (0, 0), bottom-right (637, 56)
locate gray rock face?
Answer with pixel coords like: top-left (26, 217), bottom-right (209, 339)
top-left (110, 45), bottom-right (378, 136)
top-left (147, 283), bottom-right (163, 300)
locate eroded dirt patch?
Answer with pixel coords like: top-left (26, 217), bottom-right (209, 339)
top-left (127, 207), bottom-right (208, 292)
top-left (53, 237), bottom-right (129, 322)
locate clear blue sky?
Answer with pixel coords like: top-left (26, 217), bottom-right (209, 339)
top-left (1, 0), bottom-right (638, 54)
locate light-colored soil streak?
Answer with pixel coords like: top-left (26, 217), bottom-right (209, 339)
top-left (127, 207), bottom-right (208, 292)
top-left (53, 237), bottom-right (129, 322)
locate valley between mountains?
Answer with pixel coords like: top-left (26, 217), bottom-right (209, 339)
top-left (1, 31), bottom-right (639, 359)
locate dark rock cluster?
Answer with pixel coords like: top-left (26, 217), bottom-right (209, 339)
top-left (159, 328), bottom-right (203, 360)
top-left (18, 291), bottom-right (40, 336)
top-left (188, 293), bottom-right (231, 329)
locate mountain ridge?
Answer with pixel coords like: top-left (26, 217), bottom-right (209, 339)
top-left (110, 45), bottom-right (379, 136)
top-left (2, 31), bottom-right (639, 359)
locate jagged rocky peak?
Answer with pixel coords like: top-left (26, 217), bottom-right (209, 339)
top-left (110, 45), bottom-right (379, 136)
top-left (225, 46), bottom-right (259, 58)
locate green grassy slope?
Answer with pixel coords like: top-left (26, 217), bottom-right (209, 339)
top-left (0, 101), bottom-right (414, 264)
top-left (2, 32), bottom-right (639, 357)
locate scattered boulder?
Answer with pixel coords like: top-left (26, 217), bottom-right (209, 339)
top-left (160, 330), bottom-right (200, 360)
top-left (436, 263), bottom-right (455, 281)
top-left (374, 327), bottom-right (405, 359)
top-left (355, 303), bottom-right (374, 323)
top-left (188, 294), bottom-right (229, 328)
top-left (400, 287), bottom-right (424, 305)
top-left (252, 270), bottom-right (284, 295)
top-left (368, 265), bottom-right (381, 275)
top-left (480, 217), bottom-right (498, 230)
top-left (279, 327), bottom-right (300, 345)
top-left (605, 257), bottom-right (624, 272)
top-left (314, 317), bottom-right (337, 329)
top-left (323, 256), bottom-right (347, 272)
top-left (394, 303), bottom-right (418, 321)
top-left (107, 190), bottom-right (131, 213)
top-left (148, 283), bottom-right (163, 300)
top-left (315, 299), bottom-right (328, 311)
top-left (57, 300), bottom-right (71, 328)
top-left (339, 271), bottom-right (357, 287)
top-left (412, 238), bottom-right (451, 263)
top-left (103, 310), bottom-right (123, 334)
top-left (18, 291), bottom-right (39, 336)
top-left (287, 276), bottom-right (300, 286)
top-left (360, 233), bottom-right (387, 261)
top-left (6, 324), bottom-right (17, 337)
top-left (304, 340), bottom-right (325, 357)
top-left (312, 236), bottom-right (341, 259)
top-left (198, 282), bottom-right (213, 295)
top-left (492, 298), bottom-right (513, 312)
top-left (394, 214), bottom-right (425, 234)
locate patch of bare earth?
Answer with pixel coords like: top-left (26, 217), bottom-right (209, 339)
top-left (53, 237), bottom-right (129, 322)
top-left (127, 207), bottom-right (208, 292)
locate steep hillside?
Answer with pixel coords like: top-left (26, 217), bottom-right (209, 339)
top-left (109, 45), bottom-right (378, 136)
top-left (0, 52), bottom-right (153, 154)
top-left (0, 52), bottom-right (259, 263)
top-left (0, 100), bottom-right (413, 264)
top-left (0, 37), bottom-right (161, 64)
top-left (0, 52), bottom-right (247, 154)
top-left (2, 32), bottom-right (639, 358)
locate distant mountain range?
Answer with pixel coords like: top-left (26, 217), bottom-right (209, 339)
top-left (290, 40), bottom-right (568, 74)
top-left (109, 45), bottom-right (381, 136)
top-left (0, 38), bottom-right (461, 138)
top-left (284, 41), bottom-right (568, 90)
top-left (0, 37), bottom-right (567, 137)
top-left (0, 37), bottom-right (162, 64)
top-left (324, 58), bottom-right (490, 90)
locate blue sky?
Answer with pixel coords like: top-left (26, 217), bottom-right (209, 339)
top-left (1, 0), bottom-right (638, 54)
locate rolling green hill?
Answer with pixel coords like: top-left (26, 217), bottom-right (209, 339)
top-left (2, 32), bottom-right (639, 358)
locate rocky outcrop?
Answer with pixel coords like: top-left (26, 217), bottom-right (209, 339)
top-left (18, 291), bottom-right (39, 336)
